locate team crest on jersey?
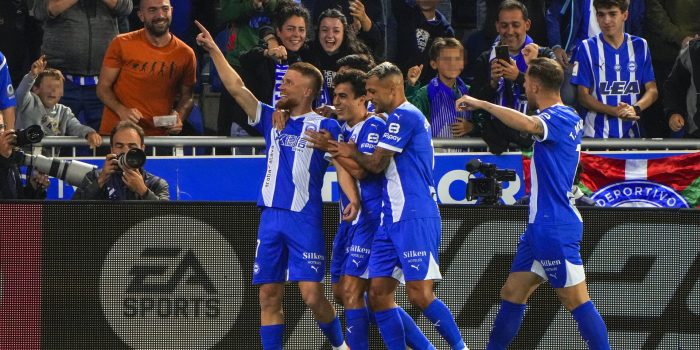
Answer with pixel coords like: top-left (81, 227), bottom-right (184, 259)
top-left (590, 180), bottom-right (689, 208)
top-left (6, 84), bottom-right (13, 97)
top-left (614, 64), bottom-right (621, 71)
top-left (304, 124), bottom-right (318, 132)
top-left (628, 61), bottom-right (637, 72)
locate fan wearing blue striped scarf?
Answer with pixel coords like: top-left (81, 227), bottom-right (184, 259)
top-left (405, 37), bottom-right (473, 138)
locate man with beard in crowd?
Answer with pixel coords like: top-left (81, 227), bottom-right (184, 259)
top-left (97, 0), bottom-right (196, 136)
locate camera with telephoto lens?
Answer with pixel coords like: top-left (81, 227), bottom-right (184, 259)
top-left (14, 125), bottom-right (44, 147)
top-left (116, 148), bottom-right (147, 170)
top-left (466, 158), bottom-right (516, 205)
top-left (12, 150), bottom-right (97, 187)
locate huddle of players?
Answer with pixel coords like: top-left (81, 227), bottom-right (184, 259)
top-left (196, 14), bottom-right (609, 349)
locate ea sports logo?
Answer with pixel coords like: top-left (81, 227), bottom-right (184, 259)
top-left (100, 216), bottom-right (242, 349)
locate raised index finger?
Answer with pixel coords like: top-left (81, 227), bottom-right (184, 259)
top-left (194, 20), bottom-right (209, 36)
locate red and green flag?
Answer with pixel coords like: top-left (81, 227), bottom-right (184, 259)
top-left (522, 152), bottom-right (700, 208)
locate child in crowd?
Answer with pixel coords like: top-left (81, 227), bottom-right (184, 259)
top-left (406, 37), bottom-right (474, 138)
top-left (15, 56), bottom-right (102, 148)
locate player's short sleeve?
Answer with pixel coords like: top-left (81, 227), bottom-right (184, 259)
top-left (249, 102), bottom-right (274, 135)
top-left (378, 111), bottom-right (415, 153)
top-left (321, 118), bottom-right (342, 161)
top-left (570, 43), bottom-right (593, 89)
top-left (357, 118), bottom-right (384, 154)
top-left (0, 54), bottom-right (16, 110)
top-left (533, 111), bottom-right (558, 143)
top-left (102, 38), bottom-right (124, 69)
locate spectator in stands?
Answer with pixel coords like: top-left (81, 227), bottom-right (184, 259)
top-left (571, 0), bottom-right (657, 138)
top-left (0, 51), bottom-right (17, 129)
top-left (311, 0), bottom-right (385, 57)
top-left (32, 0), bottom-right (133, 132)
top-left (392, 0), bottom-right (454, 85)
top-left (15, 56), bottom-right (102, 149)
top-left (97, 0), bottom-right (196, 136)
top-left (546, 0), bottom-right (646, 105)
top-left (304, 9), bottom-right (372, 108)
top-left (644, 0), bottom-right (700, 138)
top-left (238, 1), bottom-right (310, 109)
top-left (0, 111), bottom-right (48, 199)
top-left (405, 38), bottom-right (474, 138)
top-left (216, 0), bottom-right (280, 138)
top-left (664, 38), bottom-right (700, 138)
top-left (0, 0), bottom-right (43, 87)
top-left (72, 121), bottom-right (169, 200)
top-left (470, 1), bottom-right (555, 154)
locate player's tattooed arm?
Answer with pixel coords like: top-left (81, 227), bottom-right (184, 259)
top-left (353, 146), bottom-right (394, 174)
top-left (327, 140), bottom-right (394, 174)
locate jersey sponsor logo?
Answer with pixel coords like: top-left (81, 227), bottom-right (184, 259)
top-left (367, 132), bottom-right (380, 144)
top-left (403, 250), bottom-right (427, 258)
top-left (100, 216), bottom-right (242, 349)
top-left (276, 133), bottom-right (309, 151)
top-left (302, 252), bottom-right (326, 260)
top-left (349, 244), bottom-right (370, 255)
top-left (598, 81), bottom-right (640, 95)
top-left (540, 259), bottom-right (561, 267)
top-left (382, 133), bottom-right (401, 142)
top-left (388, 123), bottom-right (400, 134)
top-left (591, 180), bottom-right (690, 208)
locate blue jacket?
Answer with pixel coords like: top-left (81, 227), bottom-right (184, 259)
top-left (546, 0), bottom-right (645, 52)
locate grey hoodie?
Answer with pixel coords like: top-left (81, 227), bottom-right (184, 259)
top-left (15, 73), bottom-right (96, 138)
top-left (33, 0), bottom-right (133, 76)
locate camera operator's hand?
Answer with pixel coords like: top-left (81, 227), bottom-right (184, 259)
top-left (97, 154), bottom-right (119, 188)
top-left (0, 130), bottom-right (17, 158)
top-left (29, 171), bottom-right (50, 191)
top-left (122, 167), bottom-right (148, 197)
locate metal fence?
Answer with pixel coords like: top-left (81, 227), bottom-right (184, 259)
top-left (31, 136), bottom-right (700, 158)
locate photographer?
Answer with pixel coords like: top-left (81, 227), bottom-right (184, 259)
top-left (0, 113), bottom-right (48, 199)
top-left (72, 121), bottom-right (169, 200)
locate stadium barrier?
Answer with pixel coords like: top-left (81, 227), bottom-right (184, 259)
top-left (0, 203), bottom-right (697, 349)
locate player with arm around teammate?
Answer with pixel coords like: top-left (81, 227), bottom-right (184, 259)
top-left (195, 21), bottom-right (353, 350)
top-left (456, 57), bottom-right (610, 350)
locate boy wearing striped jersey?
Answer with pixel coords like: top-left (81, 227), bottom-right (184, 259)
top-left (196, 22), bottom-right (352, 350)
top-left (329, 62), bottom-right (467, 350)
top-left (457, 57), bottom-right (609, 350)
top-left (571, 0), bottom-right (658, 138)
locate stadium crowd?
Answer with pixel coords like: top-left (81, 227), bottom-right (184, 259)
top-left (0, 0), bottom-right (698, 144)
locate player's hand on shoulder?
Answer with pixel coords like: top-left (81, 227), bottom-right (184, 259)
top-left (304, 129), bottom-right (332, 152)
top-left (272, 109), bottom-right (290, 130)
top-left (314, 105), bottom-right (336, 118)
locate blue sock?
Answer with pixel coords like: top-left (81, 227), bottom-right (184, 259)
top-left (260, 324), bottom-right (284, 350)
top-left (486, 300), bottom-right (526, 350)
top-left (423, 298), bottom-right (466, 350)
top-left (345, 308), bottom-right (370, 350)
top-left (571, 301), bottom-right (610, 350)
top-left (317, 315), bottom-right (345, 347)
top-left (397, 307), bottom-right (435, 350)
top-left (374, 307), bottom-right (406, 350)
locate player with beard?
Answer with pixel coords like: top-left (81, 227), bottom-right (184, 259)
top-left (328, 62), bottom-right (467, 350)
top-left (97, 0), bottom-right (196, 136)
top-left (196, 21), bottom-right (356, 350)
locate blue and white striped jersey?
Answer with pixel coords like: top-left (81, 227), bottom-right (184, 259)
top-left (377, 102), bottom-right (439, 223)
top-left (0, 52), bottom-right (16, 110)
top-left (530, 104), bottom-right (583, 224)
top-left (250, 102), bottom-right (341, 218)
top-left (338, 115), bottom-right (386, 225)
top-left (571, 33), bottom-right (655, 138)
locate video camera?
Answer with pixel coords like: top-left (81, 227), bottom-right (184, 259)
top-left (466, 158), bottom-right (516, 205)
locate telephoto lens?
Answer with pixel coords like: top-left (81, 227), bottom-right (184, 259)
top-left (15, 125), bottom-right (45, 147)
top-left (117, 148), bottom-right (147, 170)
